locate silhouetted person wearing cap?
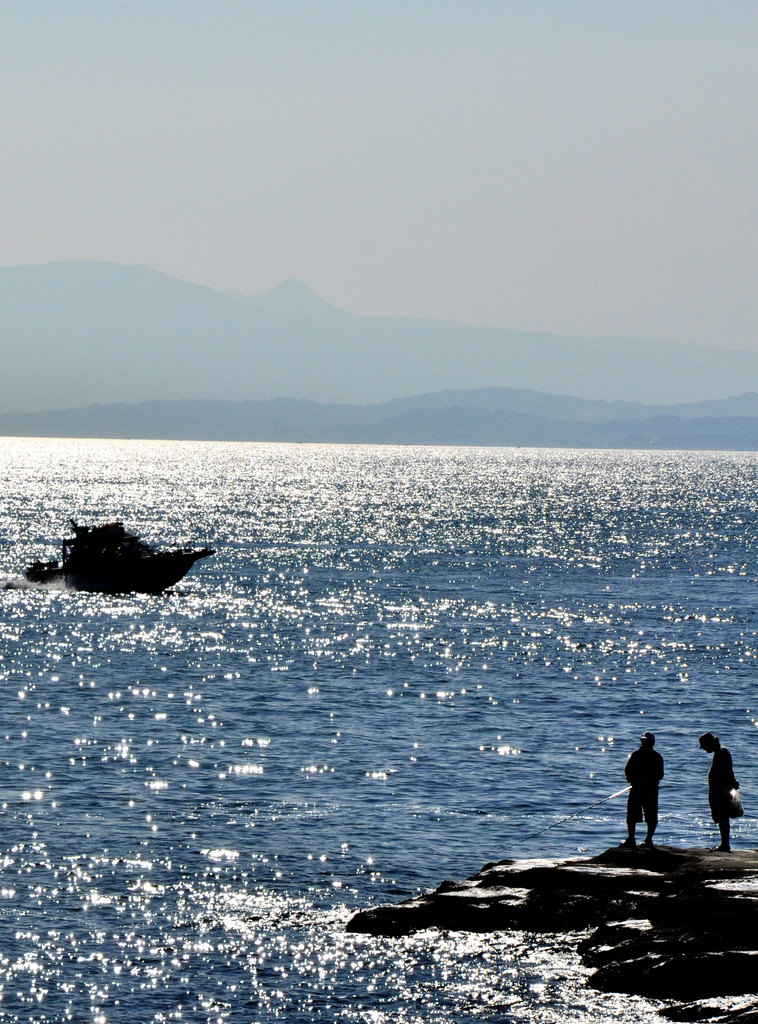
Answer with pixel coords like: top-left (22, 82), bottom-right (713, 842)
top-left (699, 732), bottom-right (740, 852)
top-left (622, 732), bottom-right (664, 848)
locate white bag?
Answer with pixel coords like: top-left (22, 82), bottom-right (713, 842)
top-left (728, 788), bottom-right (744, 819)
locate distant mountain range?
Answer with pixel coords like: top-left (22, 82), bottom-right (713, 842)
top-left (6, 387), bottom-right (758, 450)
top-left (4, 261), bottom-right (758, 414)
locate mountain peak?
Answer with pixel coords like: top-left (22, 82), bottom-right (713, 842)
top-left (247, 278), bottom-right (356, 324)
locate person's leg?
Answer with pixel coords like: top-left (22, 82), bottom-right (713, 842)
top-left (624, 817), bottom-right (636, 846)
top-left (718, 818), bottom-right (731, 852)
top-left (642, 818), bottom-right (657, 846)
top-left (623, 792), bottom-right (639, 846)
top-left (641, 797), bottom-right (658, 846)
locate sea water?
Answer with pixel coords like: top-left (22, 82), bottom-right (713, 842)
top-left (0, 438), bottom-right (756, 1023)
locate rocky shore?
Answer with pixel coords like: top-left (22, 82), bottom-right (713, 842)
top-left (347, 846), bottom-right (758, 1021)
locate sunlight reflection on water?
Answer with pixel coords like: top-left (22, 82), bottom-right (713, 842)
top-left (1, 439), bottom-right (758, 1021)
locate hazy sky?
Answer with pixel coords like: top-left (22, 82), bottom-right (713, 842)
top-left (2, 1), bottom-right (758, 348)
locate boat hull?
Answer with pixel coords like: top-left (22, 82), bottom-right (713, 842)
top-left (26, 550), bottom-right (213, 594)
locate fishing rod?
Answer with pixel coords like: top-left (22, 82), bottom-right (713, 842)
top-left (508, 785), bottom-right (631, 850)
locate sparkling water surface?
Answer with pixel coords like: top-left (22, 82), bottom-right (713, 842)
top-left (1, 439), bottom-right (757, 1023)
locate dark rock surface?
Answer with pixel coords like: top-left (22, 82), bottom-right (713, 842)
top-left (347, 846), bottom-right (758, 1016)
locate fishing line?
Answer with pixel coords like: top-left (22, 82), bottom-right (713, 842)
top-left (507, 785), bottom-right (631, 850)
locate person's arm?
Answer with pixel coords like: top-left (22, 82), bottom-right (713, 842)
top-left (718, 748), bottom-right (738, 788)
top-left (726, 750), bottom-right (738, 789)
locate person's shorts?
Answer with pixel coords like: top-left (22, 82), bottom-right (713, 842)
top-left (627, 788), bottom-right (658, 824)
top-left (708, 791), bottom-right (731, 823)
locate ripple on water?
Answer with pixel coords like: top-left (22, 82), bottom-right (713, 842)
top-left (1, 439), bottom-right (757, 1021)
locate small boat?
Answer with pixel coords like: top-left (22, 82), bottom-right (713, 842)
top-left (25, 520), bottom-right (214, 594)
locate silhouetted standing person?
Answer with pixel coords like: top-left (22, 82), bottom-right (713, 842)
top-left (699, 732), bottom-right (741, 852)
top-left (622, 731), bottom-right (664, 848)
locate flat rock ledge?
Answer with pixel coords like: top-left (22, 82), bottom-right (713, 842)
top-left (347, 846), bottom-right (758, 1021)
